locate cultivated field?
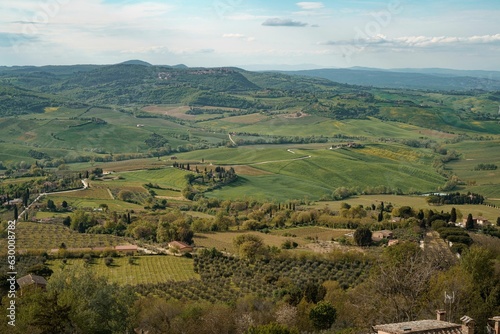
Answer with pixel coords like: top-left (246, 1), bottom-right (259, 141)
top-left (0, 222), bottom-right (129, 253)
top-left (193, 227), bottom-right (355, 254)
top-left (49, 255), bottom-right (198, 285)
top-left (445, 140), bottom-right (500, 200)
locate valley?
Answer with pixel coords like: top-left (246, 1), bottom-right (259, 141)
top-left (0, 63), bottom-right (499, 334)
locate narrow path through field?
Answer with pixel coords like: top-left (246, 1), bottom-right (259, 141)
top-left (228, 133), bottom-right (236, 145)
top-left (156, 195), bottom-right (186, 201)
top-left (287, 149), bottom-right (295, 154)
top-left (107, 188), bottom-right (114, 199)
top-left (249, 155), bottom-right (312, 166)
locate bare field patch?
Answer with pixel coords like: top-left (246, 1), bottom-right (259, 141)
top-left (44, 107), bottom-right (60, 113)
top-left (282, 112), bottom-right (310, 119)
top-left (18, 131), bottom-right (37, 141)
top-left (142, 105), bottom-right (193, 119)
top-left (223, 113), bottom-right (269, 124)
top-left (272, 227), bottom-right (354, 243)
top-left (304, 241), bottom-right (362, 254)
top-left (415, 129), bottom-right (457, 139)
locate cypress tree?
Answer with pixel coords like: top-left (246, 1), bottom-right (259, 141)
top-left (450, 207), bottom-right (457, 223)
top-left (465, 213), bottom-right (474, 230)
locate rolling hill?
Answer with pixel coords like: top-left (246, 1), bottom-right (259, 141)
top-left (0, 62), bottom-right (499, 200)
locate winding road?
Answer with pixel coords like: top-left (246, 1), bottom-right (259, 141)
top-left (18, 179), bottom-right (89, 222)
top-left (249, 154), bottom-right (312, 166)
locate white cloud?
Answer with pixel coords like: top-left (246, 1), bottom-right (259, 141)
top-left (262, 18), bottom-right (308, 27)
top-left (223, 33), bottom-right (245, 38)
top-left (222, 33), bottom-right (255, 42)
top-left (322, 34), bottom-right (500, 49)
top-left (121, 45), bottom-right (214, 55)
top-left (296, 2), bottom-right (324, 10)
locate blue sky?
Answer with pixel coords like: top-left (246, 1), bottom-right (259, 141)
top-left (0, 0), bottom-right (499, 69)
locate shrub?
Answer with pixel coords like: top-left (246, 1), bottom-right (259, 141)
top-left (104, 257), bottom-right (114, 266)
top-left (354, 227), bottom-right (372, 246)
top-left (309, 301), bottom-right (336, 330)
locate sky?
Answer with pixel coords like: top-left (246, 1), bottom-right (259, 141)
top-left (0, 0), bottom-right (499, 70)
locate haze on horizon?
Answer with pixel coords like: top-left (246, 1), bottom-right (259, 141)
top-left (0, 0), bottom-right (499, 70)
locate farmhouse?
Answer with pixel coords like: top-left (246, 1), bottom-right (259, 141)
top-left (475, 216), bottom-right (491, 226)
top-left (3, 198), bottom-right (22, 206)
top-left (17, 274), bottom-right (47, 295)
top-left (168, 241), bottom-right (193, 253)
top-left (373, 311), bottom-right (480, 334)
top-left (115, 245), bottom-right (138, 253)
top-left (460, 216), bottom-right (491, 228)
top-left (372, 230), bottom-right (394, 242)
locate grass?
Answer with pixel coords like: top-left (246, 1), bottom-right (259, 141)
top-left (68, 158), bottom-right (170, 172)
top-left (46, 183), bottom-right (145, 211)
top-left (114, 168), bottom-right (191, 191)
top-left (34, 211), bottom-right (71, 219)
top-left (48, 255), bottom-right (199, 285)
top-left (201, 144), bottom-right (444, 201)
top-left (445, 140), bottom-right (500, 199)
top-left (271, 226), bottom-right (353, 241)
top-left (193, 227), bottom-right (354, 253)
top-left (205, 174), bottom-right (332, 202)
top-left (176, 146), bottom-right (297, 165)
top-left (201, 115), bottom-right (457, 141)
top-left (194, 231), bottom-right (288, 253)
top-left (309, 195), bottom-right (500, 222)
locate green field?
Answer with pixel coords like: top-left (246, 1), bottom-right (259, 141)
top-left (176, 146), bottom-right (299, 165)
top-left (49, 255), bottom-right (198, 285)
top-left (194, 144), bottom-right (444, 201)
top-left (445, 140), bottom-right (500, 201)
top-left (47, 183), bottom-right (145, 211)
top-left (309, 195), bottom-right (500, 222)
top-left (114, 168), bottom-right (191, 191)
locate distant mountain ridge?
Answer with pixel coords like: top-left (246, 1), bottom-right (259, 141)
top-left (281, 68), bottom-right (500, 91)
top-left (2, 60), bottom-right (499, 91)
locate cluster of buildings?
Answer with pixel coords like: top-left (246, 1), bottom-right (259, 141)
top-left (373, 311), bottom-right (500, 334)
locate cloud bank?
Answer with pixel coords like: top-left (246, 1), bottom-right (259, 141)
top-left (262, 18), bottom-right (308, 27)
